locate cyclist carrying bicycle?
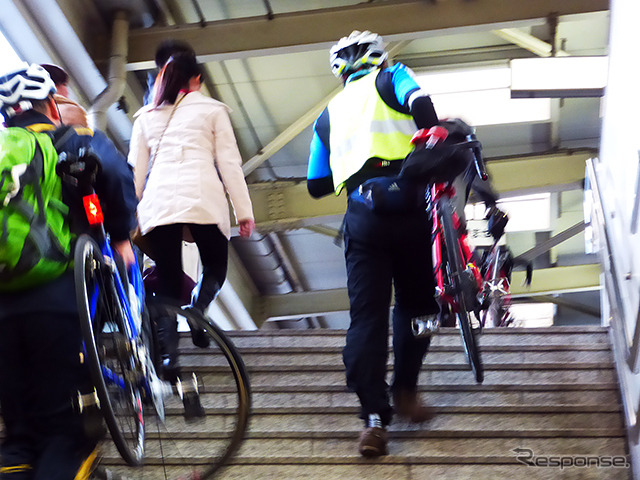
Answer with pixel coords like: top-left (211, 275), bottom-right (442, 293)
top-left (0, 64), bottom-right (137, 479)
top-left (307, 30), bottom-right (444, 457)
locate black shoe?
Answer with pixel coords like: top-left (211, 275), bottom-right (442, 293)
top-left (83, 405), bottom-right (107, 440)
top-left (179, 374), bottom-right (205, 421)
top-left (161, 357), bottom-right (180, 384)
top-left (183, 391), bottom-right (205, 421)
top-left (190, 327), bottom-right (210, 348)
top-left (184, 306), bottom-right (211, 348)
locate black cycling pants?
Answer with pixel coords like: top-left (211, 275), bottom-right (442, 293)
top-left (342, 198), bottom-right (438, 426)
top-left (0, 311), bottom-right (96, 479)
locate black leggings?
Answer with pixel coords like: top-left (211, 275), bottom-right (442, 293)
top-left (143, 223), bottom-right (228, 307)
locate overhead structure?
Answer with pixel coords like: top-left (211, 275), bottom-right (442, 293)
top-left (0, 0), bottom-right (609, 329)
top-left (118, 0), bottom-right (609, 69)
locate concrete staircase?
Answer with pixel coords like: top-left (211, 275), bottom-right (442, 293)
top-left (101, 326), bottom-right (631, 479)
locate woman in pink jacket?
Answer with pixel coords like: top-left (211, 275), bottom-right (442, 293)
top-left (128, 52), bottom-right (254, 378)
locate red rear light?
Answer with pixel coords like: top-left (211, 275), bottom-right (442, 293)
top-left (83, 193), bottom-right (104, 225)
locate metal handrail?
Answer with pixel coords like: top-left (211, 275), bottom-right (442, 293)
top-left (585, 157), bottom-right (640, 441)
top-left (585, 158), bottom-right (633, 351)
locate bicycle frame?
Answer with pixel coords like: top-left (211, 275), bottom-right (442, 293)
top-left (430, 181), bottom-right (514, 330)
top-left (430, 183), bottom-right (483, 315)
top-left (81, 192), bottom-right (151, 398)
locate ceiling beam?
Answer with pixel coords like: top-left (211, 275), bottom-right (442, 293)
top-left (246, 180), bottom-right (346, 233)
top-left (492, 28), bottom-right (570, 57)
top-left (246, 150), bottom-right (593, 231)
top-left (120, 0), bottom-right (608, 70)
top-left (488, 150), bottom-right (591, 196)
top-left (260, 264), bottom-right (601, 321)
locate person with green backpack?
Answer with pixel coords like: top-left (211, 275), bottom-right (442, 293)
top-left (0, 63), bottom-right (137, 479)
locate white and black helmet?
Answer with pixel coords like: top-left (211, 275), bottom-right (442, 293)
top-left (330, 30), bottom-right (388, 79)
top-left (0, 63), bottom-right (56, 119)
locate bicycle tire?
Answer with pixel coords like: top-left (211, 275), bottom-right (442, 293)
top-left (438, 198), bottom-right (484, 384)
top-left (75, 234), bottom-right (145, 466)
top-left (483, 293), bottom-right (509, 328)
top-left (102, 303), bottom-right (252, 479)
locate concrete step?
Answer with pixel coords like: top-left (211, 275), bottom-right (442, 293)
top-left (103, 462), bottom-right (632, 480)
top-left (249, 387), bottom-right (621, 409)
top-left (100, 435), bottom-right (629, 463)
top-left (195, 366), bottom-right (617, 388)
top-left (95, 409), bottom-right (625, 438)
top-left (93, 325), bottom-right (630, 480)
top-left (234, 436), bottom-right (629, 460)
top-left (198, 383), bottom-right (621, 409)
top-left (181, 346), bottom-right (614, 367)
top-left (218, 327), bottom-right (610, 350)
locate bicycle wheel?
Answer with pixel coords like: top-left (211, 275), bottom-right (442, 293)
top-left (75, 234), bottom-right (145, 466)
top-left (482, 285), bottom-right (511, 328)
top-left (438, 198), bottom-right (484, 383)
top-left (100, 303), bottom-right (252, 480)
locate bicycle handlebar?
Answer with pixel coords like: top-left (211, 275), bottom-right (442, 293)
top-left (57, 150), bottom-right (107, 231)
top-left (56, 149), bottom-right (101, 191)
top-left (409, 125), bottom-right (488, 183)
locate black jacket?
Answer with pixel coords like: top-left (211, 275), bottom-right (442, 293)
top-left (0, 111), bottom-right (137, 316)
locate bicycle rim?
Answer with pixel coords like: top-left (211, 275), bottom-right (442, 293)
top-left (484, 298), bottom-right (506, 328)
top-left (75, 234), bottom-right (145, 466)
top-left (101, 304), bottom-right (252, 479)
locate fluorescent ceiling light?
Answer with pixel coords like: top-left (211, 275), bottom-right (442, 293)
top-left (419, 64), bottom-right (511, 94)
top-left (465, 193), bottom-right (551, 233)
top-left (498, 193), bottom-right (551, 232)
top-left (511, 56), bottom-right (608, 98)
top-left (430, 89), bottom-right (550, 127)
top-left (416, 66), bottom-right (550, 126)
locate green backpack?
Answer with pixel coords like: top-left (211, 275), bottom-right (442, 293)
top-left (0, 127), bottom-right (72, 291)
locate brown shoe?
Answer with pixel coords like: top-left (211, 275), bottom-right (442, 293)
top-left (393, 390), bottom-right (434, 423)
top-left (358, 426), bottom-right (388, 457)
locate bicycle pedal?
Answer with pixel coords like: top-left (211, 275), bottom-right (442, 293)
top-left (76, 389), bottom-right (100, 412)
top-left (76, 389), bottom-right (106, 440)
top-left (411, 315), bottom-right (440, 337)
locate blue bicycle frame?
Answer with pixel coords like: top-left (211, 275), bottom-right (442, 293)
top-left (81, 193), bottom-right (150, 396)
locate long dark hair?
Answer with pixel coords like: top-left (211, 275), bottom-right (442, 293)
top-left (153, 53), bottom-right (202, 106)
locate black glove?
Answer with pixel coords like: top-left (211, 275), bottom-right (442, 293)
top-left (486, 206), bottom-right (508, 240)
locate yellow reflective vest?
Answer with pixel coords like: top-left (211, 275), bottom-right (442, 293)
top-left (328, 69), bottom-right (416, 194)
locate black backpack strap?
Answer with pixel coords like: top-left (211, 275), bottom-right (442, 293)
top-left (24, 136), bottom-right (68, 262)
top-left (47, 125), bottom-right (77, 152)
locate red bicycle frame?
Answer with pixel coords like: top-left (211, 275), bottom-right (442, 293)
top-left (431, 183), bottom-right (483, 314)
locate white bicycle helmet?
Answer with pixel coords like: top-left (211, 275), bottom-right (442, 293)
top-left (0, 63), bottom-right (56, 119)
top-left (330, 30), bottom-right (388, 79)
